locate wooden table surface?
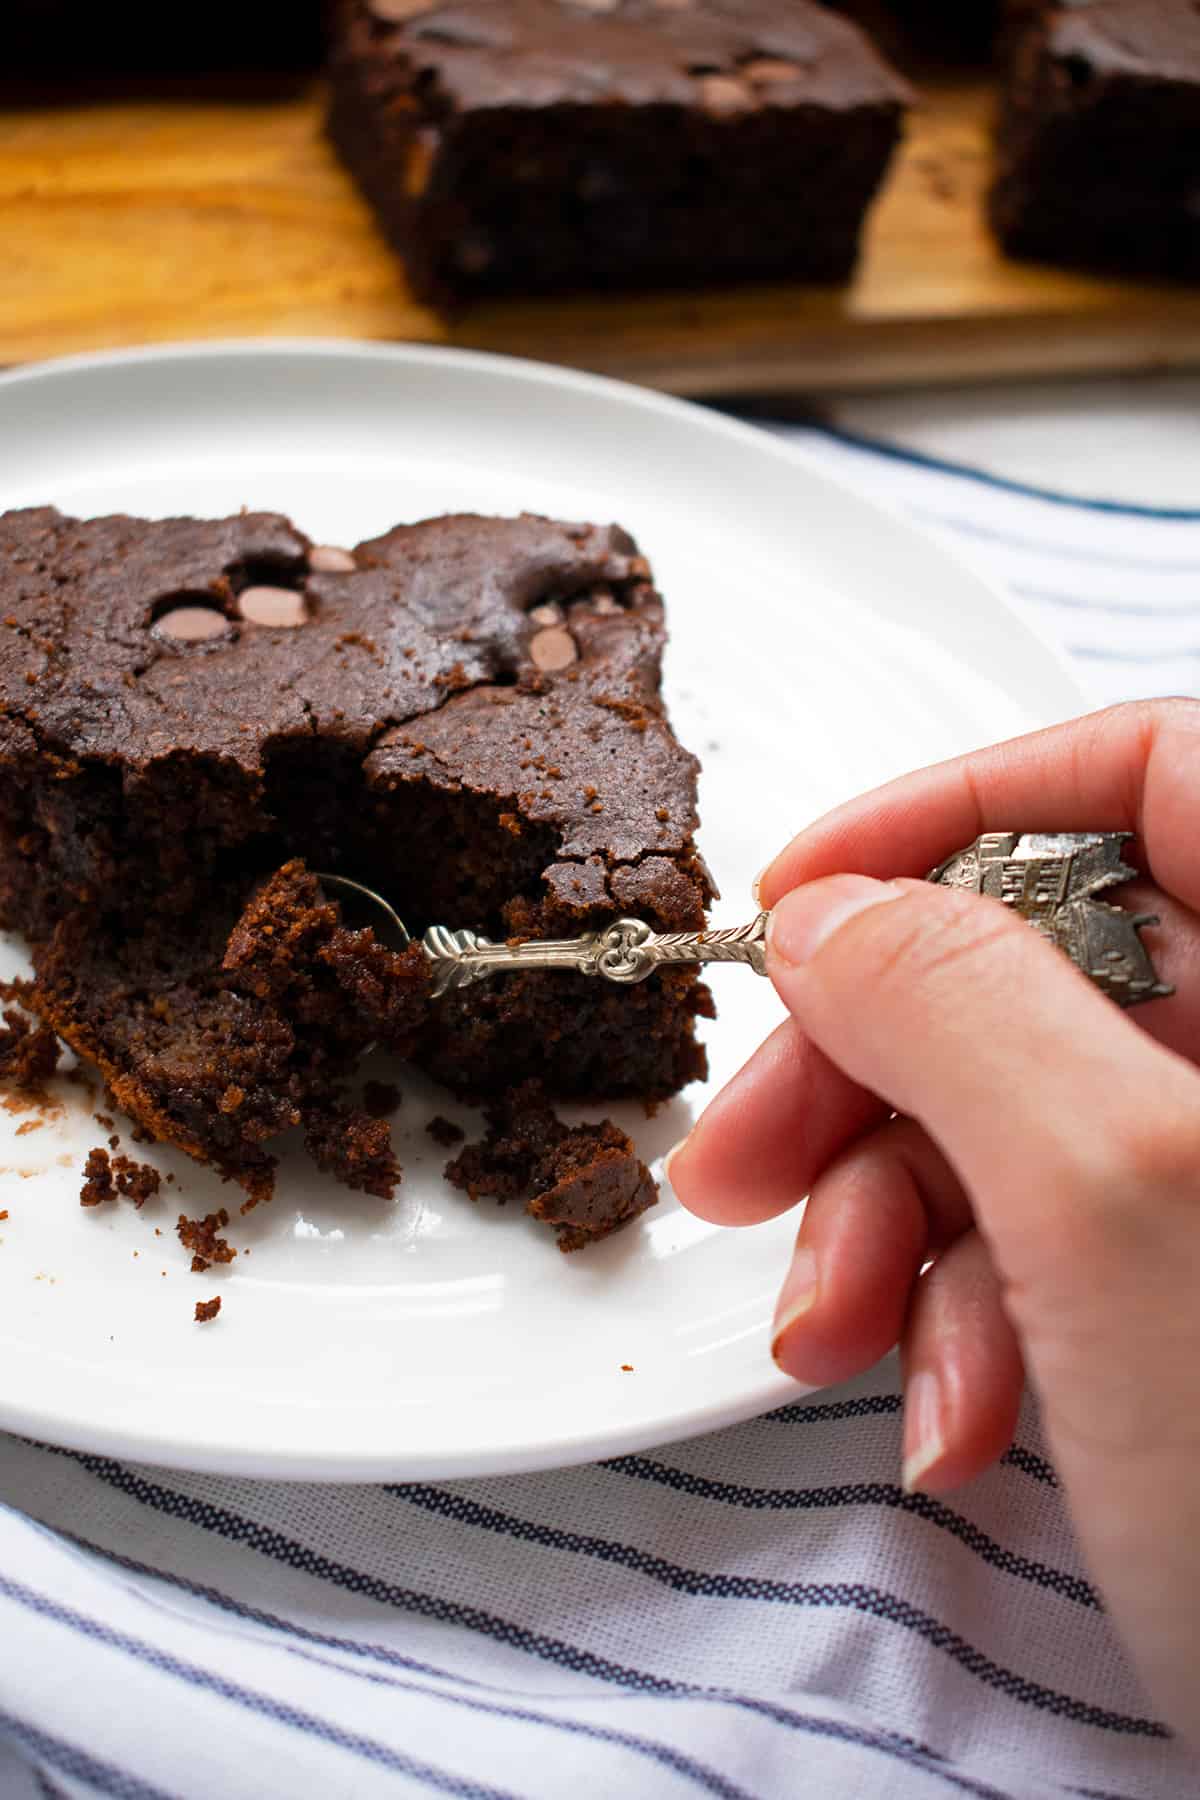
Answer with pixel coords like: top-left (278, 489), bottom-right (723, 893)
top-left (1, 72), bottom-right (1197, 394)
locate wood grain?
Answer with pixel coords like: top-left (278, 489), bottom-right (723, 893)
top-left (1, 73), bottom-right (1197, 393)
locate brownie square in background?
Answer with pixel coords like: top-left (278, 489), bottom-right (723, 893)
top-left (328, 0), bottom-right (909, 308)
top-left (991, 0), bottom-right (1200, 278)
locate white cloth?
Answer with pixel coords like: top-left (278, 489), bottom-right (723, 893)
top-left (4, 398), bottom-right (1200, 1800)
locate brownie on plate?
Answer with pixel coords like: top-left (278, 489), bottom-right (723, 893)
top-left (0, 505), bottom-right (713, 1202)
top-left (991, 0), bottom-right (1200, 278)
top-left (327, 0), bottom-right (909, 307)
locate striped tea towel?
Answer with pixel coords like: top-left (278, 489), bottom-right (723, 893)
top-left (3, 409), bottom-right (1200, 1800)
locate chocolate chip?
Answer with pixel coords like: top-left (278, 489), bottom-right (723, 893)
top-left (698, 74), bottom-right (752, 116)
top-left (238, 586), bottom-right (308, 629)
top-left (529, 602), bottom-right (564, 627)
top-left (308, 544), bottom-right (357, 573)
top-left (530, 626), bottom-right (578, 671)
top-left (742, 57), bottom-right (803, 84)
top-left (153, 606), bottom-right (230, 643)
top-left (368, 0), bottom-right (434, 19)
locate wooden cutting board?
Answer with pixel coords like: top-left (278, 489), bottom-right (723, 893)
top-left (1, 71), bottom-right (1197, 394)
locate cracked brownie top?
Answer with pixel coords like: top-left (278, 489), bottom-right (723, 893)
top-left (0, 507), bottom-right (712, 937)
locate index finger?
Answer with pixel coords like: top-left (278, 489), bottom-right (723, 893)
top-left (758, 698), bottom-right (1200, 912)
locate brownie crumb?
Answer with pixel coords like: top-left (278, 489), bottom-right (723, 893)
top-left (0, 1006), bottom-right (59, 1090)
top-left (177, 1209), bottom-right (236, 1267)
top-left (362, 1080), bottom-right (401, 1119)
top-left (444, 1081), bottom-right (658, 1252)
top-left (0, 1209), bottom-right (9, 1222)
top-left (111, 1154), bottom-right (160, 1207)
top-left (94, 1112), bottom-right (115, 1131)
top-left (426, 1115), bottom-right (465, 1148)
top-left (194, 1296), bottom-right (222, 1323)
top-left (80, 1145), bottom-right (116, 1206)
top-left (304, 1104), bottom-right (399, 1200)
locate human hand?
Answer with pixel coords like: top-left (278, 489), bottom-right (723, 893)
top-left (667, 699), bottom-right (1200, 1741)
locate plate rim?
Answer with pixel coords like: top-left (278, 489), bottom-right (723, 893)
top-left (0, 338), bottom-right (1091, 1481)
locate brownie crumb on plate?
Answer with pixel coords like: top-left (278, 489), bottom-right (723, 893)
top-left (194, 1296), bottom-right (222, 1324)
top-left (177, 1210), bottom-right (237, 1272)
top-left (111, 1154), bottom-right (161, 1209)
top-left (426, 1114), bottom-right (465, 1148)
top-left (304, 1101), bottom-right (401, 1199)
top-left (79, 1146), bottom-right (116, 1207)
top-left (445, 1081), bottom-right (658, 1252)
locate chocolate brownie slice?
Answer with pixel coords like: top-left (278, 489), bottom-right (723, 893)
top-left (327, 0), bottom-right (909, 307)
top-left (0, 505), bottom-right (712, 1200)
top-left (991, 0), bottom-right (1200, 278)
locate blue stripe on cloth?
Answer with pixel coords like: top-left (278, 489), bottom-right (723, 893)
top-left (32, 1768), bottom-right (70, 1800)
top-left (764, 1393), bottom-right (902, 1425)
top-left (9, 1505), bottom-right (1026, 1800)
top-left (387, 1485), bottom-right (1160, 1737)
top-left (0, 1708), bottom-right (177, 1800)
top-left (909, 509), bottom-right (1200, 574)
top-left (1012, 582), bottom-right (1200, 619)
top-left (15, 1514), bottom-right (756, 1800)
top-left (1069, 644), bottom-right (1200, 665)
top-left (0, 1574), bottom-right (521, 1800)
top-left (598, 1459), bottom-right (1098, 1608)
top-left (803, 423), bottom-right (1200, 522)
top-left (1000, 1446), bottom-right (1060, 1489)
top-left (17, 1453), bottom-right (960, 1759)
top-left (760, 1394), bottom-right (1062, 1491)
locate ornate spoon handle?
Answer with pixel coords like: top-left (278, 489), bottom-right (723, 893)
top-left (320, 831), bottom-right (1172, 1008)
top-left (422, 914), bottom-right (769, 998)
top-left (927, 830), bottom-right (1172, 1008)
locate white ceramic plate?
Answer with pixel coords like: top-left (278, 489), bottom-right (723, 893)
top-left (0, 342), bottom-right (1086, 1481)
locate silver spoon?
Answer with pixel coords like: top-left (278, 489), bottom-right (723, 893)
top-left (318, 830), bottom-right (1171, 1008)
top-left (318, 872), bottom-right (768, 998)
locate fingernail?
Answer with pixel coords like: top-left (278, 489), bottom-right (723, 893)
top-left (902, 1370), bottom-right (946, 1493)
top-left (751, 861), bottom-right (774, 908)
top-left (771, 1246), bottom-right (819, 1366)
top-left (662, 1136), bottom-right (689, 1190)
top-left (767, 876), bottom-right (902, 969)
